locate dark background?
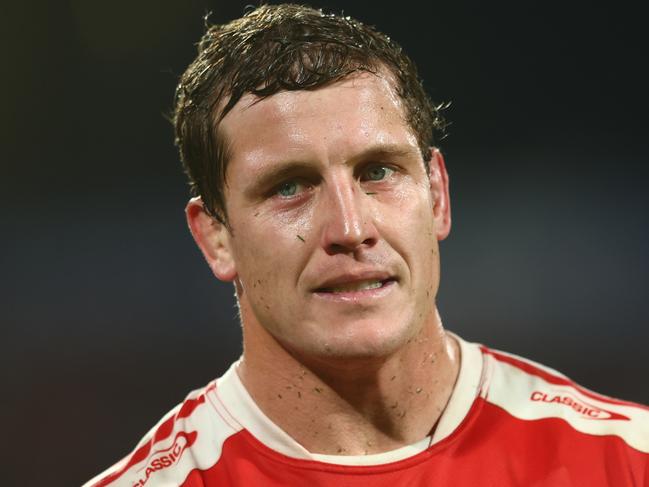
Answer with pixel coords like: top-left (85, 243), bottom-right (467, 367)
top-left (2, 1), bottom-right (647, 485)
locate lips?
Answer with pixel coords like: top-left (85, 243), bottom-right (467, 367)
top-left (313, 272), bottom-right (397, 294)
top-left (323, 279), bottom-right (384, 293)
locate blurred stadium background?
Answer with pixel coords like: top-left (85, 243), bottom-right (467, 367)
top-left (2, 1), bottom-right (647, 485)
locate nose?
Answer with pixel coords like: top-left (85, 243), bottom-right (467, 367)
top-left (320, 173), bottom-right (378, 255)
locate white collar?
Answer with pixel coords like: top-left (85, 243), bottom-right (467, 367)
top-left (213, 333), bottom-right (484, 466)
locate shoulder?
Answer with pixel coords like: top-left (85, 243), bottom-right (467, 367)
top-left (83, 377), bottom-right (242, 487)
top-left (479, 344), bottom-right (649, 454)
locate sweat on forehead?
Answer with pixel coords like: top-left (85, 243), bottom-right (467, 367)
top-left (218, 73), bottom-right (421, 176)
top-left (225, 72), bottom-right (406, 131)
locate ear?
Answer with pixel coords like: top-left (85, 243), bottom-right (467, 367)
top-left (428, 148), bottom-right (452, 241)
top-left (185, 197), bottom-right (237, 281)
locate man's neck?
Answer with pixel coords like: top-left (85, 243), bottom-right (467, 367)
top-left (237, 312), bottom-right (461, 456)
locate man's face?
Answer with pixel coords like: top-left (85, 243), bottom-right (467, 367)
top-left (193, 72), bottom-right (450, 363)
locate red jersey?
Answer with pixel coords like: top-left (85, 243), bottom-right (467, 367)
top-left (84, 336), bottom-right (649, 486)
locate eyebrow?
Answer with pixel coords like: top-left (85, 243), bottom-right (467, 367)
top-left (348, 144), bottom-right (419, 164)
top-left (244, 143), bottom-right (420, 198)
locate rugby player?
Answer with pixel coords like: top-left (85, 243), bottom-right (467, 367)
top-left (85, 5), bottom-right (649, 486)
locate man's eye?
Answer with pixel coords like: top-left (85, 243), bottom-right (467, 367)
top-left (276, 181), bottom-right (302, 197)
top-left (363, 165), bottom-right (395, 182)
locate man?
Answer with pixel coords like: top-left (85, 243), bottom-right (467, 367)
top-left (85, 4), bottom-right (649, 486)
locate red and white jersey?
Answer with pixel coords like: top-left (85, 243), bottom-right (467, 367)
top-left (84, 335), bottom-right (649, 486)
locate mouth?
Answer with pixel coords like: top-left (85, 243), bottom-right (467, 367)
top-left (312, 277), bottom-right (398, 303)
top-left (315, 278), bottom-right (396, 294)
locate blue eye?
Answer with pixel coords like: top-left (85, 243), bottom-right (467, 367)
top-left (363, 166), bottom-right (394, 181)
top-left (276, 181), bottom-right (303, 197)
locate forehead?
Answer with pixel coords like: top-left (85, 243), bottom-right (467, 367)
top-left (218, 73), bottom-right (419, 170)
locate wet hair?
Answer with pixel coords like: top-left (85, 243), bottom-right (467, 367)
top-left (173, 3), bottom-right (447, 223)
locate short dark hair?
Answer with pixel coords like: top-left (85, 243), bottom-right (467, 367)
top-left (173, 3), bottom-right (447, 223)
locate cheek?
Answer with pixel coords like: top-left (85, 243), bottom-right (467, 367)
top-left (380, 183), bottom-right (438, 277)
top-left (231, 213), bottom-right (312, 293)
top-left (233, 236), bottom-right (288, 320)
top-left (234, 235), bottom-right (281, 289)
top-left (381, 181), bottom-right (435, 238)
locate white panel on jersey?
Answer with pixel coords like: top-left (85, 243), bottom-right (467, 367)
top-left (85, 383), bottom-right (242, 487)
top-left (485, 352), bottom-right (649, 454)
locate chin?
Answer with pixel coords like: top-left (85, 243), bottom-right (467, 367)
top-left (295, 318), bottom-right (418, 363)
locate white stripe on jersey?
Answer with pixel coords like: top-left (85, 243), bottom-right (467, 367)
top-left (484, 350), bottom-right (649, 454)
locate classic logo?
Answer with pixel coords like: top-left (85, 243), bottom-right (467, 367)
top-left (133, 431), bottom-right (198, 486)
top-left (530, 391), bottom-right (629, 421)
